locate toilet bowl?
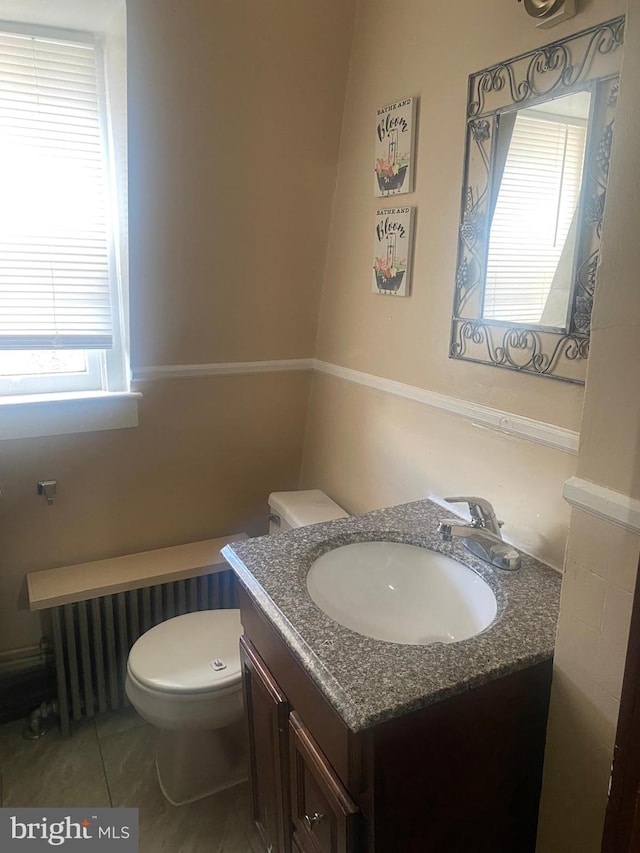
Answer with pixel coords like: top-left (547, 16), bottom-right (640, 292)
top-left (125, 489), bottom-right (348, 806)
top-left (125, 609), bottom-right (245, 806)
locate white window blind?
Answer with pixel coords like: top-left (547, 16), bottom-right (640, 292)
top-left (0, 30), bottom-right (113, 349)
top-left (484, 111), bottom-right (588, 325)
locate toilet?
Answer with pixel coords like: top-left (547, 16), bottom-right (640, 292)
top-left (125, 489), bottom-right (348, 806)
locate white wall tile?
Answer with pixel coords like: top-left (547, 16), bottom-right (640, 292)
top-left (602, 584), bottom-right (634, 648)
top-left (570, 565), bottom-right (606, 629)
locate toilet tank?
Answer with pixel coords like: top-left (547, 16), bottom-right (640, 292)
top-left (268, 490), bottom-right (348, 533)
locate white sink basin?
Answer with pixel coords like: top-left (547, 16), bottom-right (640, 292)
top-left (306, 541), bottom-right (497, 645)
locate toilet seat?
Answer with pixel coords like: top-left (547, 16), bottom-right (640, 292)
top-left (127, 609), bottom-right (242, 695)
top-left (125, 668), bottom-right (241, 702)
top-left (125, 608), bottom-right (244, 733)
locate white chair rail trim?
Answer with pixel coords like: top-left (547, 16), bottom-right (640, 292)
top-left (132, 359), bottom-right (314, 380)
top-left (312, 360), bottom-right (579, 455)
top-left (131, 358), bottom-right (579, 455)
top-left (563, 476), bottom-right (640, 534)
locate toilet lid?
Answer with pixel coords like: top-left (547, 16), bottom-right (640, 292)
top-left (128, 609), bottom-right (243, 693)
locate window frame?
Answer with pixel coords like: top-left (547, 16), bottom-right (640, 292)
top-left (0, 15), bottom-right (137, 436)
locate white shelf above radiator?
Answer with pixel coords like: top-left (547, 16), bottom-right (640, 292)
top-left (26, 533), bottom-right (248, 611)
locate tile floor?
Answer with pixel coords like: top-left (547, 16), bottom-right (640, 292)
top-left (0, 709), bottom-right (263, 853)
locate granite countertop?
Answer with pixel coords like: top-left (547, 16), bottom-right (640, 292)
top-left (221, 499), bottom-right (562, 732)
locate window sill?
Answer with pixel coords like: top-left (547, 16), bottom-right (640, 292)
top-left (0, 391), bottom-right (142, 440)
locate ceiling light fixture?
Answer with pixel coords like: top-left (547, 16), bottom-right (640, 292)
top-left (519, 0), bottom-right (577, 28)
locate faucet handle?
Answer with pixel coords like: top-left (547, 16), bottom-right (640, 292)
top-left (436, 520), bottom-right (455, 541)
top-left (444, 496), bottom-right (502, 537)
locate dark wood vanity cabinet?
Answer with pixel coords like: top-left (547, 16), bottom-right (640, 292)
top-left (239, 586), bottom-right (553, 853)
top-left (240, 630), bottom-right (358, 853)
top-left (240, 635), bottom-right (291, 853)
top-left (289, 712), bottom-right (359, 853)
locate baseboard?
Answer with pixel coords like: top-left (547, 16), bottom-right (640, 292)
top-left (0, 648), bottom-right (56, 724)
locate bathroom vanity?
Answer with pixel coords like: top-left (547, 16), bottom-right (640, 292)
top-left (222, 500), bottom-right (561, 853)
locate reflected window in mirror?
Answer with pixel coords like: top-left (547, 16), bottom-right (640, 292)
top-left (484, 91), bottom-right (591, 329)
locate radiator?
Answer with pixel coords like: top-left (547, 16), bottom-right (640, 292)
top-left (50, 570), bottom-right (239, 736)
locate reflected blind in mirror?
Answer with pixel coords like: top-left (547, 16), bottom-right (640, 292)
top-left (0, 30), bottom-right (113, 349)
top-left (484, 111), bottom-right (587, 327)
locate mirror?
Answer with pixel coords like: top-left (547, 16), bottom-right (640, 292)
top-left (450, 18), bottom-right (624, 384)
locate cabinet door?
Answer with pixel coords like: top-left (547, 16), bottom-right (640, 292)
top-left (240, 636), bottom-right (291, 853)
top-left (289, 712), bottom-right (358, 853)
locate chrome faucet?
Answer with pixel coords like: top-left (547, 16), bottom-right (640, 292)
top-left (437, 496), bottom-right (521, 571)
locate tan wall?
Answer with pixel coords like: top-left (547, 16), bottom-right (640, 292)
top-left (127, 0), bottom-right (355, 366)
top-left (303, 373), bottom-right (576, 568)
top-left (313, 0), bottom-right (622, 429)
top-left (0, 374), bottom-right (311, 651)
top-left (0, 0), bottom-right (355, 653)
top-left (301, 0), bottom-right (623, 568)
top-left (537, 1), bottom-right (640, 848)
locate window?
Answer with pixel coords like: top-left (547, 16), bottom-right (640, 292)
top-left (0, 350), bottom-right (102, 395)
top-left (0, 14), bottom-right (136, 438)
top-left (0, 22), bottom-right (131, 403)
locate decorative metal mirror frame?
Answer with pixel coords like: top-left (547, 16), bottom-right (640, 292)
top-left (450, 17), bottom-right (624, 384)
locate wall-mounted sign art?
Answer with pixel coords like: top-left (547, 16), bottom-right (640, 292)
top-left (372, 207), bottom-right (415, 297)
top-left (374, 97), bottom-right (417, 197)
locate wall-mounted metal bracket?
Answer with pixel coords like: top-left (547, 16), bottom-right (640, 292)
top-left (37, 480), bottom-right (57, 505)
